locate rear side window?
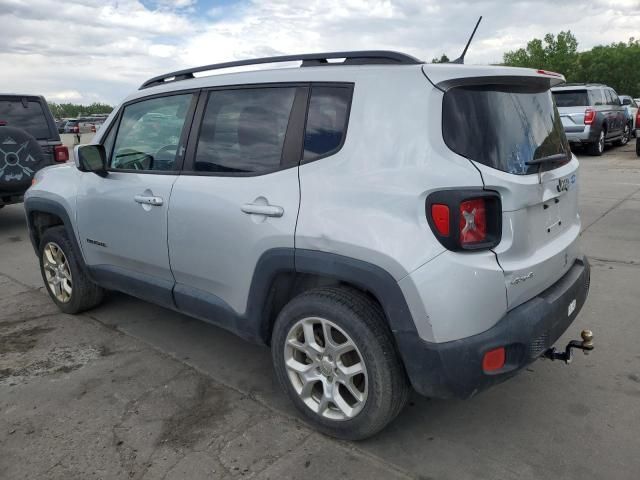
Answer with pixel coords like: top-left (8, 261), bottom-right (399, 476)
top-left (0, 99), bottom-right (51, 139)
top-left (303, 86), bottom-right (352, 161)
top-left (443, 84), bottom-right (570, 175)
top-left (552, 90), bottom-right (589, 107)
top-left (589, 89), bottom-right (605, 106)
top-left (195, 87), bottom-right (296, 174)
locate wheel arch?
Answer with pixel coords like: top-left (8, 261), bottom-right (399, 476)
top-left (250, 249), bottom-right (418, 346)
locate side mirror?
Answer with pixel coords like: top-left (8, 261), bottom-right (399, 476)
top-left (76, 144), bottom-right (107, 175)
top-left (622, 98), bottom-right (632, 106)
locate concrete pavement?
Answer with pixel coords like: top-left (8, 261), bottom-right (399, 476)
top-left (1, 143), bottom-right (639, 479)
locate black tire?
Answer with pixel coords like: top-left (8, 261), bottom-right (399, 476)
top-left (271, 286), bottom-right (409, 440)
top-left (587, 129), bottom-right (605, 156)
top-left (39, 226), bottom-right (104, 314)
top-left (0, 127), bottom-right (46, 193)
top-left (636, 138), bottom-right (640, 157)
top-left (614, 123), bottom-right (630, 146)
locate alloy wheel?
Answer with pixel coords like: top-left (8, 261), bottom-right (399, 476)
top-left (284, 317), bottom-right (368, 421)
top-left (42, 242), bottom-right (73, 303)
top-left (598, 131), bottom-right (605, 153)
top-left (621, 125), bottom-right (630, 145)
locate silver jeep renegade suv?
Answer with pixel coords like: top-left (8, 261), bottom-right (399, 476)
top-left (24, 52), bottom-right (591, 440)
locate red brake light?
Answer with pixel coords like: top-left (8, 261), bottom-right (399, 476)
top-left (431, 204), bottom-right (450, 236)
top-left (54, 145), bottom-right (69, 163)
top-left (482, 347), bottom-right (506, 372)
top-left (536, 69), bottom-right (563, 78)
top-left (0, 120), bottom-right (6, 126)
top-left (459, 198), bottom-right (487, 245)
top-left (584, 108), bottom-right (595, 125)
top-left (636, 109), bottom-right (640, 125)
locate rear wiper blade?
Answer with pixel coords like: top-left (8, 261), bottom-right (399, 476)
top-left (525, 153), bottom-right (569, 166)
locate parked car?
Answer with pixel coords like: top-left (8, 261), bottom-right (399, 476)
top-left (619, 95), bottom-right (638, 137)
top-left (64, 117), bottom-right (105, 134)
top-left (24, 52), bottom-right (592, 439)
top-left (0, 94), bottom-right (69, 208)
top-left (552, 83), bottom-right (630, 155)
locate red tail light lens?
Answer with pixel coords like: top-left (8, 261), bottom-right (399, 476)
top-left (636, 109), bottom-right (640, 126)
top-left (459, 199), bottom-right (487, 245)
top-left (431, 204), bottom-right (450, 236)
top-left (54, 145), bottom-right (69, 162)
top-left (426, 190), bottom-right (501, 251)
top-left (584, 108), bottom-right (595, 125)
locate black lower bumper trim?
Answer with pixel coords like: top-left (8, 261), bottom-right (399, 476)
top-left (397, 257), bottom-right (591, 399)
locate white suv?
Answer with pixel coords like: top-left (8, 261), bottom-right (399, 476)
top-left (24, 52), bottom-right (591, 440)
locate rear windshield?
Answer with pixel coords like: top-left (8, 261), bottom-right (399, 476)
top-left (443, 84), bottom-right (570, 175)
top-left (552, 90), bottom-right (589, 107)
top-left (0, 99), bottom-right (51, 139)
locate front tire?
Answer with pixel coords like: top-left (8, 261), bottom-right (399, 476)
top-left (39, 226), bottom-right (105, 314)
top-left (614, 123), bottom-right (630, 146)
top-left (271, 287), bottom-right (409, 440)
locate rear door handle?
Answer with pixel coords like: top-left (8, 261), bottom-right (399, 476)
top-left (241, 203), bottom-right (284, 217)
top-left (134, 194), bottom-right (163, 206)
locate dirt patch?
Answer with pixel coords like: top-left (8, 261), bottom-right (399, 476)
top-left (0, 325), bottom-right (54, 354)
top-left (156, 378), bottom-right (232, 450)
top-left (0, 344), bottom-right (101, 385)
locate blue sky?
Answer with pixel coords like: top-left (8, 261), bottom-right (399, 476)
top-left (1, 0), bottom-right (638, 105)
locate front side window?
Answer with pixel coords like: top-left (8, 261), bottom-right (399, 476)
top-left (0, 98), bottom-right (51, 139)
top-left (195, 87), bottom-right (296, 174)
top-left (110, 94), bottom-right (193, 171)
top-left (303, 86), bottom-right (352, 161)
top-left (443, 84), bottom-right (570, 175)
top-left (608, 90), bottom-right (620, 106)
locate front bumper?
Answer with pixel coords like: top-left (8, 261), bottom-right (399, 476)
top-left (396, 257), bottom-right (590, 399)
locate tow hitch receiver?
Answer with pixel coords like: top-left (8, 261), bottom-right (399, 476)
top-left (542, 330), bottom-right (594, 364)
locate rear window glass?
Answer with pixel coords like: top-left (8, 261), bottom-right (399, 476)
top-left (552, 90), bottom-right (589, 107)
top-left (0, 99), bottom-right (51, 139)
top-left (303, 86), bottom-right (352, 161)
top-left (443, 84), bottom-right (570, 175)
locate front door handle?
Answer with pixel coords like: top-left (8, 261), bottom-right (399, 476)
top-left (134, 194), bottom-right (163, 206)
top-left (241, 203), bottom-right (284, 217)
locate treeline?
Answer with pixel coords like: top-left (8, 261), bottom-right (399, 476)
top-left (503, 32), bottom-right (640, 97)
top-left (48, 102), bottom-right (113, 119)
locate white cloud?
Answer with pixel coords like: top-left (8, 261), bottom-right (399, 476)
top-left (0, 0), bottom-right (638, 105)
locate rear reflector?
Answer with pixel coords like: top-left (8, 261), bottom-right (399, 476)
top-left (482, 347), bottom-right (506, 372)
top-left (459, 198), bottom-right (487, 244)
top-left (584, 108), bottom-right (595, 125)
top-left (431, 204), bottom-right (450, 236)
top-left (54, 145), bottom-right (69, 162)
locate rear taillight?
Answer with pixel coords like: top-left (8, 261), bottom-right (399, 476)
top-left (426, 190), bottom-right (501, 251)
top-left (584, 108), bottom-right (595, 125)
top-left (459, 198), bottom-right (487, 245)
top-left (54, 145), bottom-right (69, 162)
top-left (90, 124), bottom-right (96, 133)
top-left (636, 109), bottom-right (640, 126)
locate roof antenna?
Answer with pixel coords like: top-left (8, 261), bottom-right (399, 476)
top-left (451, 16), bottom-right (482, 64)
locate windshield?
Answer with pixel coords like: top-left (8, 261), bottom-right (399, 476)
top-left (552, 90), bottom-right (589, 107)
top-left (0, 99), bottom-right (51, 139)
top-left (442, 84), bottom-right (570, 175)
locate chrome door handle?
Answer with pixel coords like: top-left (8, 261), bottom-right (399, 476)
top-left (241, 203), bottom-right (284, 217)
top-left (134, 194), bottom-right (163, 206)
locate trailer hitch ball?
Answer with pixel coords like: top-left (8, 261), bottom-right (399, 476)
top-left (542, 329), bottom-right (595, 364)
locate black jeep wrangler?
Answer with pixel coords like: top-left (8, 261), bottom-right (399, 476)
top-left (0, 94), bottom-right (69, 208)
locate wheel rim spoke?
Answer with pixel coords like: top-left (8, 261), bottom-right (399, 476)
top-left (42, 242), bottom-right (73, 303)
top-left (284, 316), bottom-right (368, 421)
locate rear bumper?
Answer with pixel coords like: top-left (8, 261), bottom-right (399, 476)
top-left (565, 125), bottom-right (599, 144)
top-left (396, 257), bottom-right (590, 399)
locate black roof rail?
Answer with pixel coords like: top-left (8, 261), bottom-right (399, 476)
top-left (139, 50), bottom-right (423, 90)
top-left (560, 83), bottom-right (607, 87)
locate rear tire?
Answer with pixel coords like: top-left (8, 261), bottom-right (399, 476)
top-left (271, 286), bottom-right (409, 440)
top-left (39, 226), bottom-right (105, 314)
top-left (636, 138), bottom-right (640, 157)
top-left (587, 130), bottom-right (605, 156)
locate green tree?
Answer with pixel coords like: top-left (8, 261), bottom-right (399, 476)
top-left (48, 102), bottom-right (113, 119)
top-left (503, 31), bottom-right (578, 77)
top-left (431, 54), bottom-right (450, 63)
